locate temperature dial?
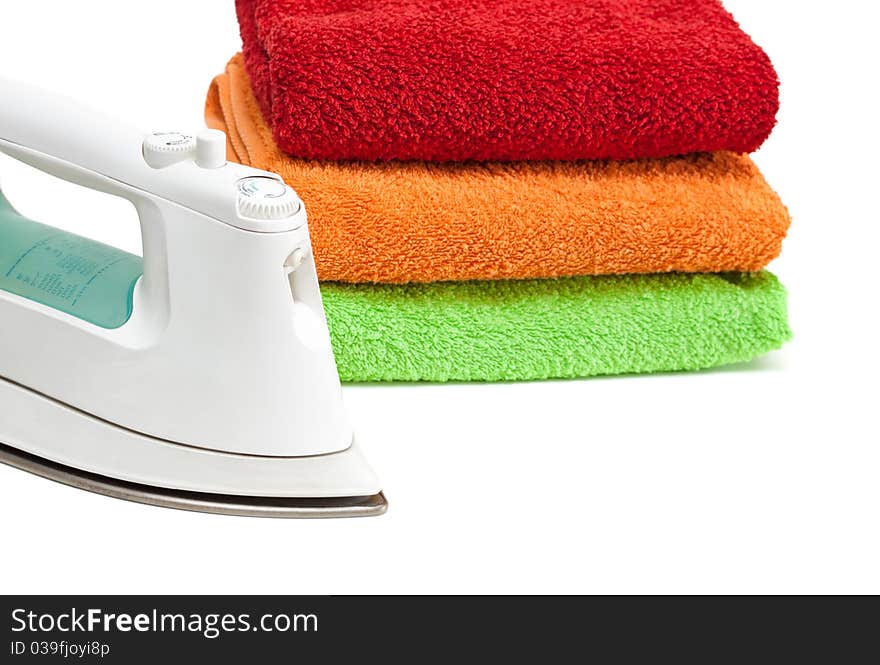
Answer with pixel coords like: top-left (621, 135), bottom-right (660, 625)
top-left (236, 177), bottom-right (302, 220)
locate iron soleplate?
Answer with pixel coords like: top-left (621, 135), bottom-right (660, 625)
top-left (0, 441), bottom-right (388, 519)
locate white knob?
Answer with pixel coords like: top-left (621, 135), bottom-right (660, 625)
top-left (143, 132), bottom-right (195, 168)
top-left (196, 129), bottom-right (227, 169)
top-left (237, 177), bottom-right (302, 221)
top-left (285, 248), bottom-right (307, 274)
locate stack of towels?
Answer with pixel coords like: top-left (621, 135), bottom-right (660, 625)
top-left (207, 0), bottom-right (791, 382)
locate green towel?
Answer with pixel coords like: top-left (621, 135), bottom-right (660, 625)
top-left (322, 271), bottom-right (790, 382)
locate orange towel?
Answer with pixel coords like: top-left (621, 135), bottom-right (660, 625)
top-left (207, 54), bottom-right (790, 284)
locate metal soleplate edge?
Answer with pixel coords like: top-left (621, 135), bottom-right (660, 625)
top-left (0, 441), bottom-right (387, 519)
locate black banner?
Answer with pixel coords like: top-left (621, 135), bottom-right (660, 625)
top-left (0, 596), bottom-right (873, 662)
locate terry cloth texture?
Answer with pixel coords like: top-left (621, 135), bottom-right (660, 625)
top-left (236, 0), bottom-right (779, 162)
top-left (323, 271), bottom-right (790, 382)
top-left (207, 56), bottom-right (790, 284)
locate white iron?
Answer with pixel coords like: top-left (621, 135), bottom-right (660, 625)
top-left (0, 77), bottom-right (386, 517)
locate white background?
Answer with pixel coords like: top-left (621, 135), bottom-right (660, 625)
top-left (0, 1), bottom-right (877, 594)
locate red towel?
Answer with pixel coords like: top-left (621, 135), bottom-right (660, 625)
top-left (237, 0), bottom-right (779, 162)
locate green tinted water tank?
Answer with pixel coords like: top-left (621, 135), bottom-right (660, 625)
top-left (0, 191), bottom-right (144, 329)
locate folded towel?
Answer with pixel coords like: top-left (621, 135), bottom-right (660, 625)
top-left (324, 271), bottom-right (790, 382)
top-left (207, 56), bottom-right (790, 284)
top-left (236, 0), bottom-right (779, 162)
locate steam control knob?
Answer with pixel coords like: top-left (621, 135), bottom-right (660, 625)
top-left (236, 177), bottom-right (302, 220)
top-left (195, 129), bottom-right (227, 169)
top-left (142, 132), bottom-right (196, 169)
